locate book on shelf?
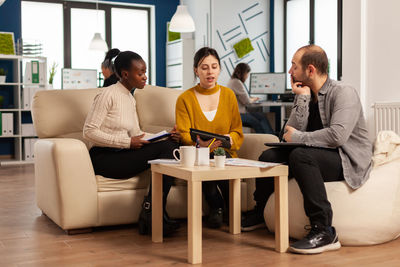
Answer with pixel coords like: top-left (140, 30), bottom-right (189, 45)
top-left (24, 138), bottom-right (38, 161)
top-left (31, 60), bottom-right (39, 84)
top-left (23, 87), bottom-right (43, 110)
top-left (0, 112), bottom-right (13, 136)
top-left (24, 61), bottom-right (45, 85)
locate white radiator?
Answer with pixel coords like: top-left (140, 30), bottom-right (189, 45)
top-left (373, 102), bottom-right (400, 135)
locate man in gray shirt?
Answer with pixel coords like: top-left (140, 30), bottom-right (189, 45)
top-left (242, 45), bottom-right (372, 254)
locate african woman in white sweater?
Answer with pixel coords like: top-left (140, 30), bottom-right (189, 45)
top-left (83, 51), bottom-right (180, 236)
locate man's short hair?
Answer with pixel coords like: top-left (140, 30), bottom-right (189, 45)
top-left (298, 45), bottom-right (329, 75)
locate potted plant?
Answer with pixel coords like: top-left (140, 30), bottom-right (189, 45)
top-left (0, 68), bottom-right (7, 83)
top-left (213, 147), bottom-right (226, 168)
top-left (48, 62), bottom-right (58, 89)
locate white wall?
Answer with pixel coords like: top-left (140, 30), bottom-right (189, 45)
top-left (342, 0), bottom-right (400, 140)
top-left (184, 0), bottom-right (271, 87)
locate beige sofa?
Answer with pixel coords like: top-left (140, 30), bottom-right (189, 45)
top-left (32, 85), bottom-right (277, 232)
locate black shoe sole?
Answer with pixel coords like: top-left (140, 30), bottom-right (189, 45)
top-left (289, 240), bottom-right (341, 254)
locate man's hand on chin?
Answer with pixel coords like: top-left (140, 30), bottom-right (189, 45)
top-left (291, 77), bottom-right (311, 95)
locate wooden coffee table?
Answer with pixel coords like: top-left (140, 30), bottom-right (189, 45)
top-left (150, 161), bottom-right (289, 264)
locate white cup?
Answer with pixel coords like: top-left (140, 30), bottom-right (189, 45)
top-left (173, 146), bottom-right (196, 167)
top-left (196, 147), bottom-right (210, 166)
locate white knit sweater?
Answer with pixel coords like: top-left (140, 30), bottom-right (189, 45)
top-left (83, 82), bottom-right (148, 149)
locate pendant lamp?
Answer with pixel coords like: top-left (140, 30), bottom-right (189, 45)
top-left (89, 0), bottom-right (108, 52)
top-left (89, 33), bottom-right (108, 51)
top-left (169, 1), bottom-right (195, 33)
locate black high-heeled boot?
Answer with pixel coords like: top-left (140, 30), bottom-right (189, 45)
top-left (138, 196), bottom-right (179, 236)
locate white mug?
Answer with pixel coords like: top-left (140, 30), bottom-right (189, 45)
top-left (173, 146), bottom-right (196, 167)
top-left (196, 147), bottom-right (210, 166)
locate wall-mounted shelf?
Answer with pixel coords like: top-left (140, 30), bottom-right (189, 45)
top-left (166, 38), bottom-right (195, 90)
top-left (0, 54), bottom-right (47, 166)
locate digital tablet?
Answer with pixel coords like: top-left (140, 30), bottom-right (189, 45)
top-left (190, 128), bottom-right (231, 149)
top-left (264, 142), bottom-right (307, 147)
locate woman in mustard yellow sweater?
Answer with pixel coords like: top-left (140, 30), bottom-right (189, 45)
top-left (176, 47), bottom-right (244, 228)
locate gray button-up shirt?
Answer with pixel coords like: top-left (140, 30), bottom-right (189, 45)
top-left (288, 78), bottom-right (372, 189)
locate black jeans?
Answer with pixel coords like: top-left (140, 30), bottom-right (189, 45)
top-left (89, 140), bottom-right (179, 196)
top-left (256, 147), bottom-right (344, 227)
top-left (202, 152), bottom-right (232, 211)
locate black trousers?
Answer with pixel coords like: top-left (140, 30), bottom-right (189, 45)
top-left (256, 147), bottom-right (344, 227)
top-left (89, 140), bottom-right (179, 196)
top-left (202, 152), bottom-right (232, 210)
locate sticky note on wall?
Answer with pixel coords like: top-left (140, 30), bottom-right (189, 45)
top-left (233, 38), bottom-right (254, 58)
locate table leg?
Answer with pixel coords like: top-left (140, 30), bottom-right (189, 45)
top-left (152, 171), bottom-right (163, 243)
top-left (229, 179), bottom-right (241, 234)
top-left (188, 180), bottom-right (202, 264)
top-left (274, 175), bottom-right (289, 252)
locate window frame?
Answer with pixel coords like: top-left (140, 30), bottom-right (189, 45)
top-left (284, 0), bottom-right (342, 81)
top-left (21, 0), bottom-right (153, 83)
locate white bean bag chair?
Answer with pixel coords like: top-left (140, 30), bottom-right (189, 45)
top-left (265, 131), bottom-right (400, 246)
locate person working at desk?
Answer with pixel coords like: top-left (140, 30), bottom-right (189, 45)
top-left (242, 45), bottom-right (372, 254)
top-left (176, 47), bottom-right (244, 229)
top-left (227, 63), bottom-right (274, 134)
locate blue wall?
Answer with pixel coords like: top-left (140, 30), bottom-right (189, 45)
top-left (0, 0), bottom-right (179, 86)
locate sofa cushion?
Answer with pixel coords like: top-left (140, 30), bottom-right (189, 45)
top-left (32, 88), bottom-right (101, 143)
top-left (96, 169), bottom-right (187, 192)
top-left (96, 170), bottom-right (150, 192)
top-left (134, 85), bottom-right (182, 132)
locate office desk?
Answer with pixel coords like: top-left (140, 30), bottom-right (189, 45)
top-left (247, 101), bottom-right (293, 130)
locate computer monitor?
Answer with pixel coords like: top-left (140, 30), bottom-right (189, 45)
top-left (249, 72), bottom-right (286, 95)
top-left (62, 68), bottom-right (97, 89)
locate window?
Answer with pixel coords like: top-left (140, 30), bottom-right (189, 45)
top-left (285, 0), bottom-right (342, 87)
top-left (286, 0), bottom-right (310, 87)
top-left (315, 0), bottom-right (338, 80)
top-left (21, 1), bottom-right (64, 88)
top-left (21, 0), bottom-right (153, 88)
top-left (71, 8), bottom-right (106, 75)
top-left (111, 8), bottom-right (149, 65)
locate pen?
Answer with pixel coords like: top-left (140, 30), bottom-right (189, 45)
top-left (196, 138), bottom-right (200, 148)
top-left (208, 138), bottom-right (216, 148)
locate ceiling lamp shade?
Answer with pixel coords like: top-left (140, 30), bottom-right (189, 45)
top-left (89, 32), bottom-right (108, 52)
top-left (169, 5), bottom-right (195, 33)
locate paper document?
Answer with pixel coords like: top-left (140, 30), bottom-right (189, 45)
top-left (224, 158), bottom-right (282, 168)
top-left (144, 130), bottom-right (171, 142)
top-left (148, 159), bottom-right (180, 165)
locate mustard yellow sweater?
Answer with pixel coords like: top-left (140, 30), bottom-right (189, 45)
top-left (175, 84), bottom-right (244, 157)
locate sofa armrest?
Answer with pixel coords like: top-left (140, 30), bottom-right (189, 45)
top-left (35, 138), bottom-right (98, 230)
top-left (238, 133), bottom-right (279, 160)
